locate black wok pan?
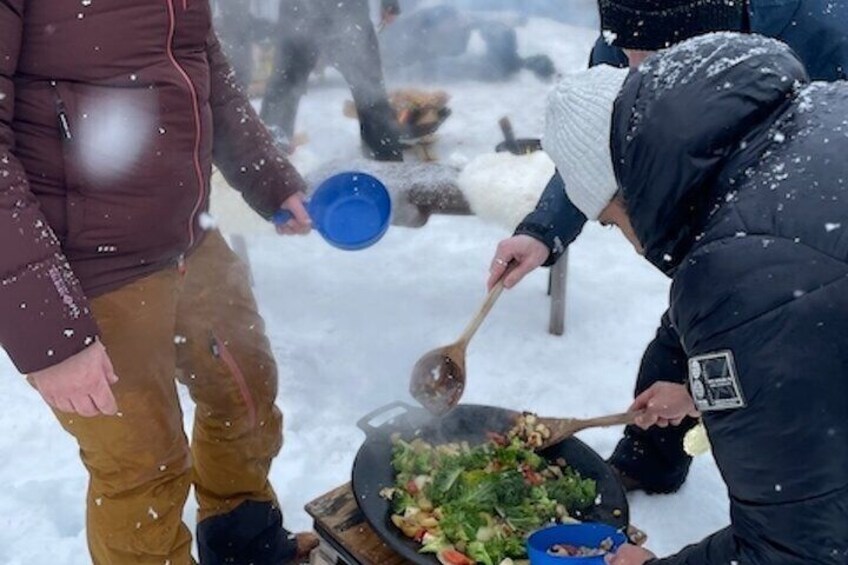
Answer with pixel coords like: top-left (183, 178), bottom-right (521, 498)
top-left (352, 402), bottom-right (629, 564)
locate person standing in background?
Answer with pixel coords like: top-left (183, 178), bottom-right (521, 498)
top-left (215, 0), bottom-right (256, 87)
top-left (378, 5), bottom-right (557, 83)
top-left (261, 0), bottom-right (405, 161)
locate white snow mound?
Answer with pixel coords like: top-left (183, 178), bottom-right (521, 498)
top-left (458, 151), bottom-right (555, 231)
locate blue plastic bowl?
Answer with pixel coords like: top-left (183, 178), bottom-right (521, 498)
top-left (273, 172), bottom-right (391, 250)
top-left (527, 523), bottom-right (627, 565)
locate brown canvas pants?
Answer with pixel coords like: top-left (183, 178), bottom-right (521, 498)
top-left (53, 231), bottom-right (283, 564)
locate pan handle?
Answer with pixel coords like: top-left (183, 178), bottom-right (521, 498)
top-left (356, 401), bottom-right (416, 437)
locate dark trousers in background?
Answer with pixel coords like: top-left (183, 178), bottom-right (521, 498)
top-left (216, 0), bottom-right (255, 88)
top-left (261, 0), bottom-right (403, 161)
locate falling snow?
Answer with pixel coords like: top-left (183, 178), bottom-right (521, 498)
top-left (0, 11), bottom-right (801, 564)
top-left (199, 212), bottom-right (218, 230)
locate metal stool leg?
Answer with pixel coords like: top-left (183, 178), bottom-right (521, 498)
top-left (548, 251), bottom-right (568, 336)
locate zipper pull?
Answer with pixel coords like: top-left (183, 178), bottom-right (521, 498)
top-left (177, 253), bottom-right (187, 276)
top-left (50, 81), bottom-right (73, 143)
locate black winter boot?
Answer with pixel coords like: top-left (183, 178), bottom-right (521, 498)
top-left (608, 423), bottom-right (694, 494)
top-left (197, 500), bottom-right (318, 564)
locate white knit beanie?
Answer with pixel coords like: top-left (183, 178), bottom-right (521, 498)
top-left (543, 65), bottom-right (630, 220)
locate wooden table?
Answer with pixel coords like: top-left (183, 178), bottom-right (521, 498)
top-left (306, 483), bottom-right (410, 565)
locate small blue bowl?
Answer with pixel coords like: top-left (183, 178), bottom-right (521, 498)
top-left (527, 523), bottom-right (627, 565)
top-left (273, 171), bottom-right (391, 250)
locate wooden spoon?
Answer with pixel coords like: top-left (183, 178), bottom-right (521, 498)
top-left (409, 272), bottom-right (509, 416)
top-left (537, 411), bottom-right (643, 449)
top-left (506, 411), bottom-right (644, 451)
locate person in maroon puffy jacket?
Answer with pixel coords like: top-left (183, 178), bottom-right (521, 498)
top-left (0, 1), bottom-right (318, 562)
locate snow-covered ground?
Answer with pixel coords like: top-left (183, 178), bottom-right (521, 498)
top-left (0, 14), bottom-right (729, 564)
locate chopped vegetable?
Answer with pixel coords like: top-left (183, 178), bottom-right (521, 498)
top-left (383, 424), bottom-right (597, 564)
top-left (546, 469), bottom-right (598, 513)
top-left (548, 537), bottom-right (615, 557)
top-left (438, 548), bottom-right (475, 565)
top-left (683, 422), bottom-right (711, 456)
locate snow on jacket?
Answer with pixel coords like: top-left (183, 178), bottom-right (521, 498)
top-left (0, 1), bottom-right (306, 373)
top-left (518, 0), bottom-right (848, 263)
top-left (610, 34), bottom-right (848, 564)
top-left (592, 0), bottom-right (848, 82)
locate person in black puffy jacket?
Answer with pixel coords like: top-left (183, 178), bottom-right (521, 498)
top-left (543, 33), bottom-right (848, 564)
top-left (489, 0), bottom-right (848, 496)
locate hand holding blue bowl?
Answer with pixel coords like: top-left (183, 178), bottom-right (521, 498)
top-left (275, 193), bottom-right (312, 235)
top-left (272, 171), bottom-right (392, 251)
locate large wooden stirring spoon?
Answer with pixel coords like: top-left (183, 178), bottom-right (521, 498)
top-left (523, 411), bottom-right (645, 450)
top-left (409, 265), bottom-right (513, 416)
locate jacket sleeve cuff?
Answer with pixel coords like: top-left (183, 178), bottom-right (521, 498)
top-left (647, 527), bottom-right (738, 565)
top-left (239, 153), bottom-right (308, 220)
top-left (513, 222), bottom-right (558, 266)
top-left (0, 256), bottom-right (100, 374)
top-left (513, 171), bottom-right (586, 267)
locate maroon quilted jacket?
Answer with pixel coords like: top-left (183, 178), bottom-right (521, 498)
top-left (0, 1), bottom-right (305, 373)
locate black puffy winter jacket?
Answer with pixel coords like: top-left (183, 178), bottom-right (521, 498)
top-left (518, 0), bottom-right (848, 265)
top-left (611, 34), bottom-right (848, 564)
